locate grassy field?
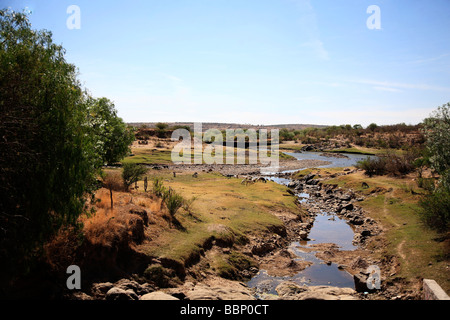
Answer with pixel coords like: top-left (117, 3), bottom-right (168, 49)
top-left (321, 170), bottom-right (449, 293)
top-left (122, 145), bottom-right (295, 165)
top-left (136, 171), bottom-right (303, 278)
top-left (325, 146), bottom-right (408, 156)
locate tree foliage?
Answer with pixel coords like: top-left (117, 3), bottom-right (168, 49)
top-left (422, 103), bottom-right (450, 189)
top-left (0, 9), bottom-right (134, 285)
top-left (122, 163), bottom-right (147, 191)
top-left (419, 103), bottom-right (450, 232)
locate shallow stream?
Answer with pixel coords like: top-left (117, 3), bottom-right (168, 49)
top-left (247, 152), bottom-right (374, 297)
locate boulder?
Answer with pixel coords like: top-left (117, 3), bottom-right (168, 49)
top-left (275, 282), bottom-right (358, 300)
top-left (184, 284), bottom-right (255, 300)
top-left (105, 287), bottom-right (138, 300)
top-left (140, 292), bottom-right (180, 300)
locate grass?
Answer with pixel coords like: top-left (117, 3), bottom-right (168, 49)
top-left (122, 145), bottom-right (295, 165)
top-left (279, 143), bottom-right (305, 152)
top-left (320, 169), bottom-right (449, 293)
top-left (137, 172), bottom-right (303, 270)
top-left (122, 149), bottom-right (174, 165)
top-left (326, 146), bottom-right (405, 156)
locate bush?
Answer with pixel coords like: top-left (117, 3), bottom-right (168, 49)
top-left (165, 188), bottom-right (184, 217)
top-left (122, 163), bottom-right (147, 191)
top-left (418, 187), bottom-right (450, 232)
top-left (152, 177), bottom-right (166, 197)
top-left (357, 152), bottom-right (415, 177)
top-left (356, 157), bottom-right (386, 177)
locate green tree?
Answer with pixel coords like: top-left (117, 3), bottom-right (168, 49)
top-left (86, 97), bottom-right (135, 165)
top-left (0, 9), bottom-right (98, 279)
top-left (122, 163), bottom-right (147, 191)
top-left (367, 123), bottom-right (378, 132)
top-left (419, 103), bottom-right (450, 231)
top-left (423, 103), bottom-right (450, 188)
top-left (0, 9), bottom-right (135, 290)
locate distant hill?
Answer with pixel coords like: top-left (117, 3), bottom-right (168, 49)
top-left (127, 122), bottom-right (327, 132)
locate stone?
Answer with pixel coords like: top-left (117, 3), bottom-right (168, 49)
top-left (105, 287), bottom-right (138, 300)
top-left (140, 291), bottom-right (180, 300)
top-left (360, 230), bottom-right (371, 237)
top-left (423, 279), bottom-right (450, 300)
top-left (275, 282), bottom-right (358, 300)
top-left (353, 273), bottom-right (374, 293)
top-left (91, 282), bottom-right (114, 297)
top-left (299, 231), bottom-right (309, 240)
top-left (184, 284), bottom-right (255, 300)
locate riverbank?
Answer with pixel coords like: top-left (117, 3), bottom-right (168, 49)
top-left (61, 157), bottom-right (446, 300)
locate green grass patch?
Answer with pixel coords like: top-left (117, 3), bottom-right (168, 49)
top-left (139, 173), bottom-right (303, 268)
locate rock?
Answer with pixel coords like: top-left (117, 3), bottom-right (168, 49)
top-left (275, 281), bottom-right (308, 297)
top-left (184, 284), bottom-right (255, 300)
top-left (275, 282), bottom-right (358, 300)
top-left (251, 242), bottom-right (277, 256)
top-left (287, 181), bottom-right (298, 188)
top-left (140, 292), bottom-right (180, 300)
top-left (350, 217), bottom-right (364, 225)
top-left (353, 273), bottom-right (370, 293)
top-left (114, 279), bottom-right (155, 296)
top-left (360, 230), bottom-right (371, 237)
top-left (69, 292), bottom-right (94, 300)
top-left (91, 282), bottom-right (114, 297)
top-left (105, 287), bottom-right (138, 300)
top-left (299, 231), bottom-right (309, 240)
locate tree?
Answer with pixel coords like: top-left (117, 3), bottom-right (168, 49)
top-left (423, 103), bottom-right (450, 188)
top-left (102, 171), bottom-right (124, 210)
top-left (86, 97), bottom-right (135, 165)
top-left (367, 123), bottom-right (378, 132)
top-left (122, 163), bottom-right (147, 191)
top-left (0, 9), bottom-right (99, 282)
top-left (419, 103), bottom-right (450, 232)
top-left (0, 9), bottom-right (134, 290)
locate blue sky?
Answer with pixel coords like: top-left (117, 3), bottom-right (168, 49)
top-left (2, 0), bottom-right (450, 126)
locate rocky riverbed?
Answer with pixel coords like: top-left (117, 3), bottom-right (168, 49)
top-left (68, 165), bottom-right (417, 301)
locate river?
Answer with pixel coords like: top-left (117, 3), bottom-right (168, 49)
top-left (247, 151), bottom-right (374, 297)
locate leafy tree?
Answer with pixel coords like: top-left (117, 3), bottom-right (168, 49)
top-left (102, 171), bottom-right (124, 210)
top-left (418, 103), bottom-right (450, 232)
top-left (0, 9), bottom-right (134, 290)
top-left (422, 103), bottom-right (450, 188)
top-left (155, 122), bottom-right (169, 130)
top-left (367, 123), bottom-right (378, 132)
top-left (122, 163), bottom-right (147, 191)
top-left (86, 97), bottom-right (135, 165)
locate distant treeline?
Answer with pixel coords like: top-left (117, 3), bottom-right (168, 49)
top-left (278, 123), bottom-right (425, 149)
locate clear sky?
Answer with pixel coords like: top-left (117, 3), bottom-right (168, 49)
top-left (2, 0), bottom-right (450, 126)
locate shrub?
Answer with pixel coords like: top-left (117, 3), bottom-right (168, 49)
top-left (356, 157), bottom-right (386, 177)
top-left (122, 163), bottom-right (147, 191)
top-left (165, 189), bottom-right (184, 217)
top-left (152, 177), bottom-right (166, 197)
top-left (102, 171), bottom-right (124, 209)
top-left (384, 152), bottom-right (415, 176)
top-left (418, 187), bottom-right (450, 232)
